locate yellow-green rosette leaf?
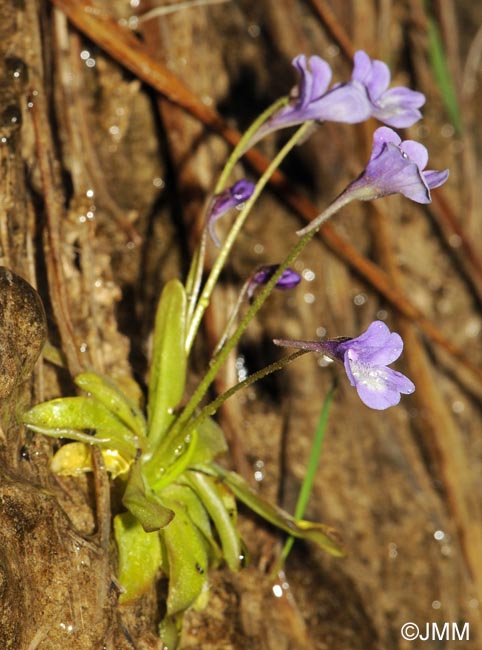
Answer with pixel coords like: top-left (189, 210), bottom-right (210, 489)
top-left (23, 396), bottom-right (139, 458)
top-left (148, 430), bottom-right (198, 492)
top-left (123, 462), bottom-right (174, 532)
top-left (114, 511), bottom-right (163, 603)
top-left (208, 464), bottom-right (345, 557)
top-left (185, 470), bottom-right (241, 571)
top-left (161, 482), bottom-right (221, 561)
top-left (75, 372), bottom-right (147, 439)
top-left (189, 417), bottom-right (227, 465)
top-left (148, 279), bottom-right (187, 445)
top-left (161, 498), bottom-right (209, 616)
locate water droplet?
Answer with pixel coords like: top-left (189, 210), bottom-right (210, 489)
top-left (451, 400), bottom-right (465, 414)
top-left (235, 355), bottom-right (248, 382)
top-left (153, 177), bottom-right (164, 189)
top-left (272, 584), bottom-right (283, 598)
top-left (448, 234), bottom-right (461, 248)
top-left (326, 44), bottom-right (340, 58)
top-left (253, 243), bottom-right (264, 254)
top-left (5, 57), bottom-right (28, 83)
top-left (1, 104), bottom-right (22, 129)
top-left (432, 600), bottom-right (441, 609)
top-left (79, 342), bottom-right (88, 353)
top-left (302, 269), bottom-right (315, 282)
top-left (434, 530), bottom-right (445, 541)
top-left (59, 622), bottom-right (74, 633)
top-left (173, 444), bottom-right (185, 457)
top-left (253, 459), bottom-right (264, 482)
top-left (465, 317), bottom-right (481, 338)
top-left (316, 326), bottom-right (326, 338)
top-left (440, 544), bottom-right (452, 557)
top-left (239, 544), bottom-right (249, 567)
top-left (440, 123), bottom-right (454, 138)
top-left (303, 292), bottom-right (315, 304)
top-left (353, 293), bottom-right (367, 306)
top-left (247, 24), bottom-right (260, 38)
top-left (388, 543), bottom-right (398, 559)
top-left (469, 598), bottom-right (479, 609)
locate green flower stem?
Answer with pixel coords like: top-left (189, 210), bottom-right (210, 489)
top-left (211, 277), bottom-right (251, 357)
top-left (189, 349), bottom-right (308, 431)
top-left (214, 96), bottom-right (288, 194)
top-left (144, 136), bottom-right (350, 479)
top-left (184, 97), bottom-right (288, 332)
top-left (185, 229), bottom-right (207, 324)
top-left (184, 120), bottom-right (314, 354)
top-left (144, 228), bottom-right (314, 480)
top-left (272, 383), bottom-right (335, 576)
top-left (295, 190), bottom-right (354, 237)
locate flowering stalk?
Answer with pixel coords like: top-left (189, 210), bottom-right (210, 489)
top-left (189, 349), bottom-right (308, 432)
top-left (214, 96), bottom-right (288, 193)
top-left (144, 192), bottom-right (352, 478)
top-left (183, 97), bottom-right (288, 326)
top-left (184, 120), bottom-right (314, 354)
top-left (212, 265), bottom-right (301, 357)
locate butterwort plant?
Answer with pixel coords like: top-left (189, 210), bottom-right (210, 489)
top-left (23, 48), bottom-right (447, 648)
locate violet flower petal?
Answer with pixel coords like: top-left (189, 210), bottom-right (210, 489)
top-left (337, 321), bottom-right (403, 366)
top-left (250, 54), bottom-right (371, 146)
top-left (351, 50), bottom-right (425, 128)
top-left (339, 322), bottom-right (415, 409)
top-left (207, 179), bottom-right (255, 247)
top-left (399, 140), bottom-right (429, 170)
top-left (310, 82), bottom-right (372, 123)
top-left (248, 265), bottom-right (301, 300)
top-left (292, 55), bottom-right (332, 108)
top-left (345, 127), bottom-right (449, 204)
top-left (273, 320), bottom-right (415, 410)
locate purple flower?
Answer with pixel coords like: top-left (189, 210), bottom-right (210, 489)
top-left (249, 50), bottom-right (427, 147)
top-left (351, 51), bottom-right (425, 128)
top-left (207, 180), bottom-right (255, 247)
top-left (274, 320), bottom-right (415, 410)
top-left (345, 126), bottom-right (449, 203)
top-left (247, 265), bottom-right (301, 301)
top-left (296, 126), bottom-right (449, 237)
top-left (252, 55), bottom-right (372, 144)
